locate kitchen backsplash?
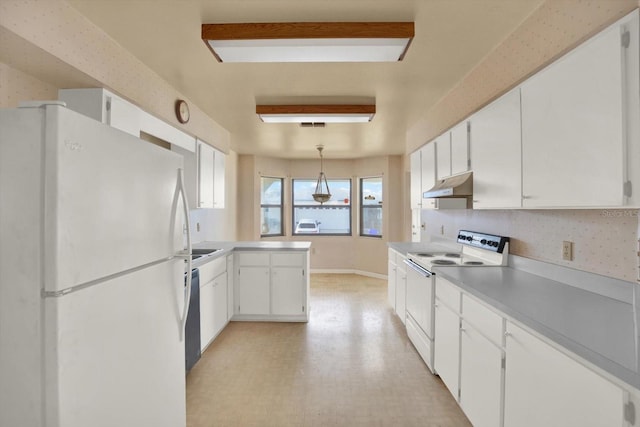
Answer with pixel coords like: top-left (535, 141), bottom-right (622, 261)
top-left (421, 208), bottom-right (640, 283)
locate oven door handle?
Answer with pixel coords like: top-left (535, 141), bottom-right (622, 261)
top-left (404, 259), bottom-right (432, 278)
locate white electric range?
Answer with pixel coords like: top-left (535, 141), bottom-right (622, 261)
top-left (403, 230), bottom-right (510, 373)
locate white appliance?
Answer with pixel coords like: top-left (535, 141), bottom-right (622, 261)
top-left (404, 230), bottom-right (509, 372)
top-left (0, 102), bottom-right (193, 427)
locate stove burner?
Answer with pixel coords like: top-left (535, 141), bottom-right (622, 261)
top-left (444, 253), bottom-right (461, 258)
top-left (464, 261), bottom-right (484, 265)
top-left (415, 253), bottom-right (434, 257)
top-left (432, 259), bottom-right (457, 265)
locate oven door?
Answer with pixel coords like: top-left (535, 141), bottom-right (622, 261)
top-left (403, 259), bottom-right (434, 340)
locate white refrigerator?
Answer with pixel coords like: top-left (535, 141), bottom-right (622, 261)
top-left (0, 102), bottom-right (192, 427)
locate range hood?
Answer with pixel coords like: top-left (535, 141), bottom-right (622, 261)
top-left (423, 171), bottom-right (473, 198)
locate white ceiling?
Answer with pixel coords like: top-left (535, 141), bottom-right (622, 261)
top-left (65, 0), bottom-right (544, 159)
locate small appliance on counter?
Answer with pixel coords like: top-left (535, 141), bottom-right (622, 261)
top-left (403, 230), bottom-right (510, 373)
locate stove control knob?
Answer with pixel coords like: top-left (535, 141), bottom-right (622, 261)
top-left (466, 236), bottom-right (473, 242)
top-left (458, 234), bottom-right (464, 240)
top-left (490, 241), bottom-right (498, 247)
top-left (480, 239), bottom-right (487, 245)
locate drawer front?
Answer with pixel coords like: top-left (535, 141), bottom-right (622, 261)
top-left (198, 256), bottom-right (226, 284)
top-left (237, 252), bottom-right (270, 266)
top-left (436, 277), bottom-right (461, 314)
top-left (271, 252), bottom-right (304, 267)
top-left (462, 295), bottom-right (503, 345)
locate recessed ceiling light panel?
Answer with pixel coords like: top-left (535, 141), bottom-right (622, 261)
top-left (256, 104), bottom-right (376, 123)
top-left (202, 22), bottom-right (414, 63)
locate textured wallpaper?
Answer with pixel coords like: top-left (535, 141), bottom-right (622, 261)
top-left (0, 63), bottom-right (57, 106)
top-left (422, 209), bottom-right (639, 282)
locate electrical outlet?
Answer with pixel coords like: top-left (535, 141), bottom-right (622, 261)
top-left (196, 222), bottom-right (200, 232)
top-left (562, 241), bottom-right (573, 261)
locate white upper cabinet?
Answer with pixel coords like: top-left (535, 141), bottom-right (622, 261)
top-left (470, 88), bottom-right (523, 209)
top-left (420, 143), bottom-right (436, 198)
top-left (408, 11), bottom-right (639, 210)
top-left (410, 150), bottom-right (422, 209)
top-left (59, 88), bottom-right (197, 152)
top-left (198, 141), bottom-right (215, 209)
top-left (434, 122), bottom-right (469, 180)
top-left (59, 88), bottom-right (140, 137)
top-left (520, 12), bottom-right (634, 207)
top-left (213, 147), bottom-right (226, 209)
top-left (197, 139), bottom-right (225, 209)
top-left (435, 132), bottom-right (451, 180)
top-left (450, 121), bottom-right (470, 176)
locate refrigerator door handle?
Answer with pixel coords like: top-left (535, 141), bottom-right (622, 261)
top-left (177, 168), bottom-right (192, 342)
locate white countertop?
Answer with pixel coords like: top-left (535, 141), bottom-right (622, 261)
top-left (190, 241), bottom-right (311, 267)
top-left (433, 265), bottom-right (639, 391)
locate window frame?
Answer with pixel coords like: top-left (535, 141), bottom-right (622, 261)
top-left (359, 176), bottom-right (383, 238)
top-left (291, 177), bottom-right (352, 236)
top-left (260, 176), bottom-right (284, 237)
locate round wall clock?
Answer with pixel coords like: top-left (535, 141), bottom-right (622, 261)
top-left (175, 100), bottom-right (190, 124)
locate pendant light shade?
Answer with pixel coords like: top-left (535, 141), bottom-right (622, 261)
top-left (312, 145), bottom-right (331, 204)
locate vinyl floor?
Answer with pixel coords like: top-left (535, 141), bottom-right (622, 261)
top-left (186, 273), bottom-right (471, 427)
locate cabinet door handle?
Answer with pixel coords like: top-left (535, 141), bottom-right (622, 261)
top-left (460, 327), bottom-right (466, 332)
top-left (504, 331), bottom-right (512, 338)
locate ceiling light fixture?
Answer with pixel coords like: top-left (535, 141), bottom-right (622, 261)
top-left (201, 22), bottom-right (414, 63)
top-left (313, 145), bottom-right (331, 204)
top-left (256, 104), bottom-right (375, 123)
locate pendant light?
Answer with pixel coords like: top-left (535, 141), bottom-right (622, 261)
top-left (312, 145), bottom-right (331, 204)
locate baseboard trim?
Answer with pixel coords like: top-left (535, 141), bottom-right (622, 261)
top-left (310, 269), bottom-right (388, 280)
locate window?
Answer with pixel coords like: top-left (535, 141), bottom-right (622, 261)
top-left (260, 177), bottom-right (283, 236)
top-left (292, 179), bottom-right (351, 235)
top-left (360, 177), bottom-right (382, 237)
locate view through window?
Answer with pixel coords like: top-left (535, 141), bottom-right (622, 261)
top-left (360, 176), bottom-right (382, 237)
top-left (292, 179), bottom-right (351, 235)
top-left (260, 176), bottom-right (283, 236)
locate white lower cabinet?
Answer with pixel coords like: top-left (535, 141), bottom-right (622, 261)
top-left (503, 321), bottom-right (624, 427)
top-left (198, 257), bottom-right (228, 351)
top-left (234, 251), bottom-right (309, 321)
top-left (200, 271), bottom-right (228, 352)
top-left (212, 272), bottom-right (228, 336)
top-left (434, 302), bottom-right (460, 400)
top-left (387, 259), bottom-right (397, 310)
top-left (459, 294), bottom-right (504, 427)
top-left (388, 249), bottom-right (397, 310)
top-left (237, 266), bottom-right (270, 315)
top-left (432, 279), bottom-right (629, 427)
top-left (226, 255), bottom-right (234, 321)
top-left (434, 277), bottom-right (462, 400)
top-left (395, 255), bottom-right (407, 324)
top-left (459, 319), bottom-right (503, 427)
top-left (271, 267), bottom-right (305, 315)
top-left (199, 279), bottom-right (215, 352)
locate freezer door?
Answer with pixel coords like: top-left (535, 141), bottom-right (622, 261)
top-left (44, 260), bottom-right (186, 427)
top-left (43, 105), bottom-right (185, 293)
